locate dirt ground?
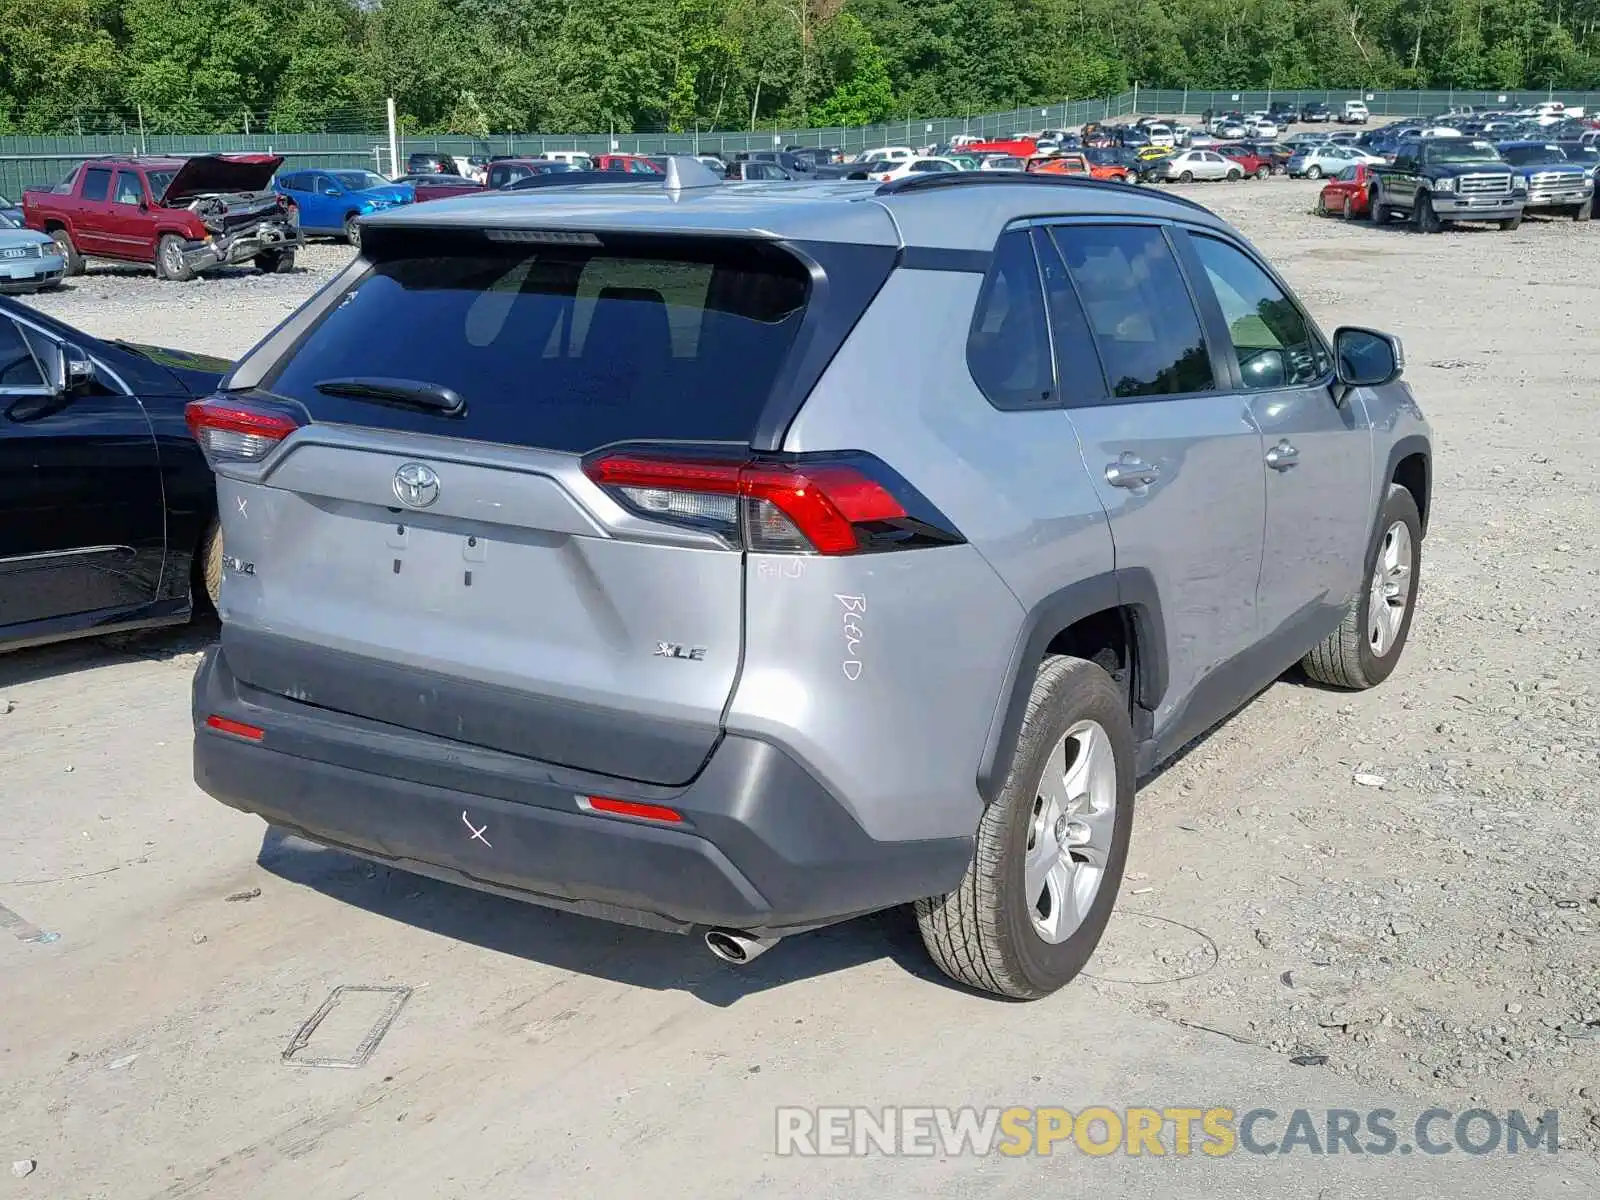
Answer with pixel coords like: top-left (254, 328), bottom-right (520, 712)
top-left (2, 183), bottom-right (1598, 1199)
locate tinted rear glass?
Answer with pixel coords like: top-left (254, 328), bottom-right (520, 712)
top-left (267, 236), bottom-right (810, 453)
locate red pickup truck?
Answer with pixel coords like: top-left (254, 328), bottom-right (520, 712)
top-left (24, 154), bottom-right (301, 281)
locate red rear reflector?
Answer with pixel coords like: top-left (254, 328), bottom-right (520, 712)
top-left (205, 714), bottom-right (264, 741)
top-left (583, 796), bottom-right (684, 824)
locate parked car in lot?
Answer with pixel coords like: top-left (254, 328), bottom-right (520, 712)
top-left (1288, 144), bottom-right (1380, 178)
top-left (1316, 163), bottom-right (1377, 218)
top-left (1216, 143), bottom-right (1276, 179)
top-left (592, 154), bottom-right (665, 175)
top-left (485, 159), bottom-right (581, 189)
top-left (397, 173), bottom-right (486, 203)
top-left (866, 157), bottom-right (961, 182)
top-left (1029, 152), bottom-right (1130, 182)
top-left (0, 221), bottom-right (66, 292)
top-left (726, 160), bottom-right (794, 181)
top-left (1300, 101), bottom-right (1333, 123)
top-left (1341, 101), bottom-right (1371, 125)
top-left (24, 155), bottom-right (301, 281)
top-left (977, 155), bottom-right (1026, 172)
top-left (0, 194), bottom-right (21, 225)
top-left (1268, 101), bottom-right (1298, 126)
top-left (1370, 137), bottom-right (1527, 231)
top-left (404, 152), bottom-right (460, 176)
top-left (186, 157), bottom-right (1429, 1000)
top-left (274, 169), bottom-right (412, 248)
top-left (736, 151), bottom-right (815, 176)
top-left (538, 151), bottom-right (595, 171)
top-left (1155, 149), bottom-right (1241, 182)
top-left (1495, 142), bottom-right (1593, 219)
top-left (855, 146), bottom-right (915, 162)
top-left (0, 298), bottom-right (230, 651)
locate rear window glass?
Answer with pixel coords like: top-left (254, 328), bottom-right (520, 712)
top-left (267, 237), bottom-right (810, 452)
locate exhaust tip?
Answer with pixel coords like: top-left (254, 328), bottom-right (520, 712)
top-left (704, 928), bottom-right (777, 965)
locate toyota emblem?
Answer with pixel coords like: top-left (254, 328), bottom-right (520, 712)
top-left (393, 462), bottom-right (440, 508)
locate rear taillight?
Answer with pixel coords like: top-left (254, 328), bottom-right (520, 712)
top-left (185, 397), bottom-right (301, 464)
top-left (583, 451), bottom-right (962, 556)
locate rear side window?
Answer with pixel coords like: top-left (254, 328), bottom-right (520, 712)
top-left (966, 229), bottom-right (1055, 410)
top-left (1048, 224), bottom-right (1214, 399)
top-left (266, 236), bottom-right (810, 453)
top-left (81, 167), bottom-right (111, 201)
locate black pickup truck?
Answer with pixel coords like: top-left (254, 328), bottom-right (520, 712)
top-left (1369, 137), bottom-right (1528, 232)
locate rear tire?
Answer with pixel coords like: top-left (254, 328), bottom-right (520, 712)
top-left (1369, 189), bottom-right (1388, 225)
top-left (1343, 196), bottom-right (1355, 219)
top-left (1306, 164), bottom-right (1323, 179)
top-left (50, 228), bottom-right (84, 276)
top-left (916, 656), bottom-right (1135, 1000)
top-left (1226, 168), bottom-right (1242, 181)
top-left (1301, 485), bottom-right (1422, 690)
top-left (1178, 169), bottom-right (1194, 183)
top-left (198, 518), bottom-right (224, 613)
top-left (156, 234), bottom-right (193, 282)
top-left (1256, 163), bottom-right (1271, 180)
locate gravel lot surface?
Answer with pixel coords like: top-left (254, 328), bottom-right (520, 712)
top-left (2, 182), bottom-right (1597, 1198)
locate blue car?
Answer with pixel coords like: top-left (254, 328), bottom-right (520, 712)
top-left (1495, 141), bottom-right (1594, 219)
top-left (274, 169), bottom-right (413, 247)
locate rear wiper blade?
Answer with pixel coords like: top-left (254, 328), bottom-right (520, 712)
top-left (314, 376), bottom-right (466, 415)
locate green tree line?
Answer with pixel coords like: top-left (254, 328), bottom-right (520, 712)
top-left (4, 0), bottom-right (1600, 136)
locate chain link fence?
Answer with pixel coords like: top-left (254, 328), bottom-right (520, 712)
top-left (6, 88), bottom-right (1600, 197)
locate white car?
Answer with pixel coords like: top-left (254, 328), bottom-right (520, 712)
top-left (539, 151), bottom-right (594, 170)
top-left (949, 134), bottom-right (982, 149)
top-left (1144, 123), bottom-right (1176, 148)
top-left (1341, 101), bottom-right (1370, 124)
top-left (856, 146), bottom-right (914, 162)
top-left (977, 155), bottom-right (1026, 172)
top-left (858, 157), bottom-right (961, 182)
top-left (1418, 126), bottom-right (1463, 139)
top-left (1244, 117), bottom-right (1279, 139)
top-left (1156, 149), bottom-right (1240, 182)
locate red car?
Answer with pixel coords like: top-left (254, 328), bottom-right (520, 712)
top-left (23, 154), bottom-right (300, 280)
top-left (592, 154), bottom-right (664, 175)
top-left (963, 137), bottom-right (1039, 159)
top-left (1215, 144), bottom-right (1275, 179)
top-left (398, 173), bottom-right (486, 203)
top-left (1317, 163), bottom-right (1376, 219)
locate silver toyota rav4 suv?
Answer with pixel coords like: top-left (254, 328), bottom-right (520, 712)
top-left (188, 161), bottom-right (1431, 999)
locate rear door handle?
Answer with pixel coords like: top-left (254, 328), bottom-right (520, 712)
top-left (1105, 455), bottom-right (1160, 489)
top-left (1265, 440), bottom-right (1300, 471)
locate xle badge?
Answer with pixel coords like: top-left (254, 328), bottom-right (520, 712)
top-left (655, 643), bottom-right (708, 661)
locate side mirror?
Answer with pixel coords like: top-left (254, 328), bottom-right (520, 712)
top-left (1239, 347), bottom-right (1289, 390)
top-left (1333, 326), bottom-right (1404, 398)
top-left (44, 341), bottom-right (94, 396)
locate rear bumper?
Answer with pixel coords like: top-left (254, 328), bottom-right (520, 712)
top-left (192, 647), bottom-right (971, 937)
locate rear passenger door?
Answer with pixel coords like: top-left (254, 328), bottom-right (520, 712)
top-left (1175, 228), bottom-right (1371, 643)
top-left (1036, 221), bottom-right (1266, 745)
top-left (73, 165), bottom-right (116, 255)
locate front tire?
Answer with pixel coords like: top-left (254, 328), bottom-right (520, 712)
top-left (916, 656), bottom-right (1135, 999)
top-left (1301, 485), bottom-right (1422, 689)
top-left (1343, 196), bottom-right (1355, 219)
top-left (1575, 199), bottom-right (1592, 222)
top-left (344, 214), bottom-right (362, 247)
top-left (1256, 163), bottom-right (1271, 180)
top-left (1416, 193), bottom-right (1442, 233)
top-left (156, 234), bottom-right (194, 282)
top-left (1499, 214), bottom-right (1522, 231)
top-left (1369, 189), bottom-right (1388, 225)
top-left (50, 228), bottom-right (84, 276)
top-left (254, 249), bottom-right (295, 274)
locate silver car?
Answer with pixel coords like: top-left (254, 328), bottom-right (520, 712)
top-left (1157, 149), bottom-right (1242, 182)
top-left (188, 161), bottom-right (1430, 999)
top-left (0, 216), bottom-right (66, 293)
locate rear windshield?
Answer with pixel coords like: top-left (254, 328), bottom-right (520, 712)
top-left (266, 236), bottom-right (810, 452)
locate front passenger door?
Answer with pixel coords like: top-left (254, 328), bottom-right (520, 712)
top-left (1177, 229), bottom-right (1371, 644)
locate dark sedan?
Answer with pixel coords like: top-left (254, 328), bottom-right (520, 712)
top-left (0, 299), bottom-right (228, 652)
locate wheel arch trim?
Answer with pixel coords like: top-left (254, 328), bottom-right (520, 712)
top-left (976, 569), bottom-right (1168, 805)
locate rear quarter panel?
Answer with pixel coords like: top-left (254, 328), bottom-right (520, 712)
top-left (749, 268), bottom-right (1116, 843)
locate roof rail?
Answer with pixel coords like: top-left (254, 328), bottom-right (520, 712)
top-left (874, 170), bottom-right (1213, 216)
top-left (502, 155), bottom-right (720, 196)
